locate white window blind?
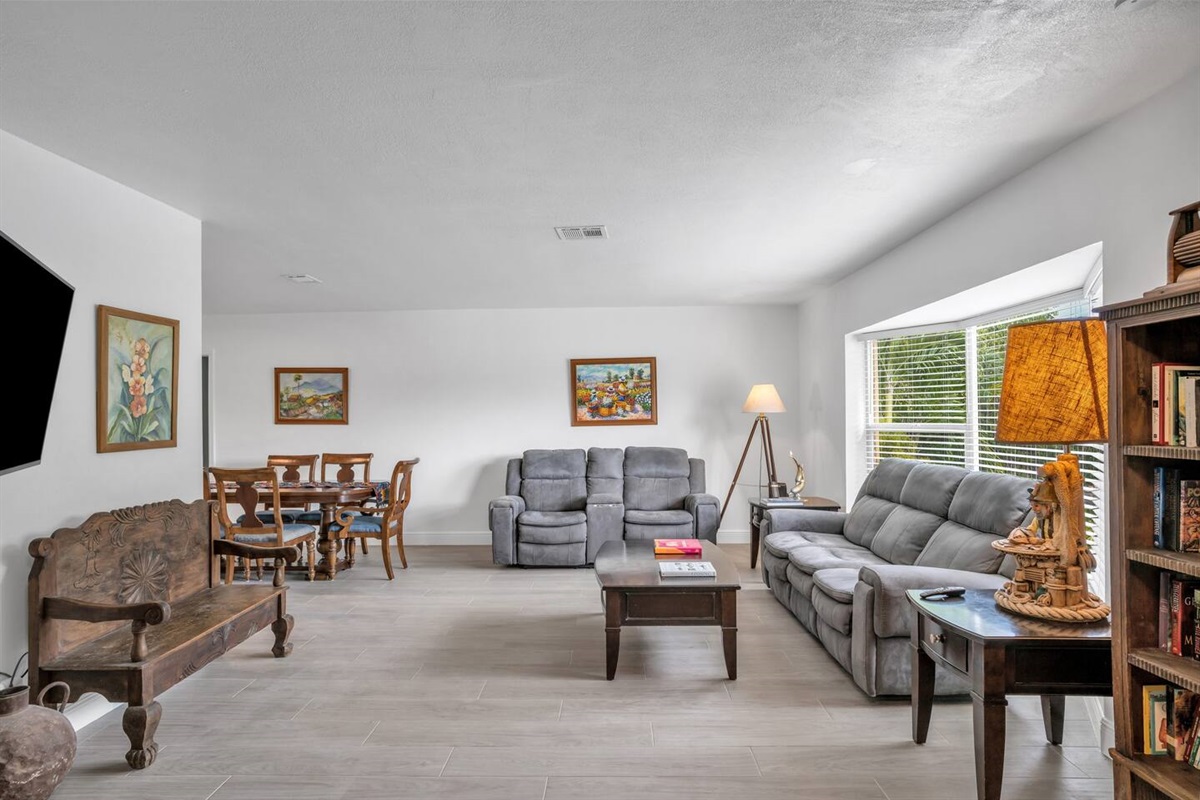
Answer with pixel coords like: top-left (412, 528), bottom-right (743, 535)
top-left (863, 295), bottom-right (1107, 599)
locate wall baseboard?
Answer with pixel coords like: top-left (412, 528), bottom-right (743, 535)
top-left (64, 692), bottom-right (117, 732)
top-left (403, 530), bottom-right (753, 546)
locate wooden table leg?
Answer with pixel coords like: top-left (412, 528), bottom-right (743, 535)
top-left (911, 639), bottom-right (935, 744)
top-left (720, 589), bottom-right (738, 680)
top-left (750, 514), bottom-right (760, 570)
top-left (316, 503), bottom-right (338, 580)
top-left (605, 590), bottom-right (623, 680)
top-left (1041, 695), bottom-right (1065, 745)
top-left (972, 644), bottom-right (1008, 800)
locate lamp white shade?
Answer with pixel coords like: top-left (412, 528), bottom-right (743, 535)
top-left (743, 384), bottom-right (786, 414)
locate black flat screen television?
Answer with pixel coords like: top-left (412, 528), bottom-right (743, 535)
top-left (1, 231), bottom-right (74, 476)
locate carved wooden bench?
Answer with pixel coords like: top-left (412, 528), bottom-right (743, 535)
top-left (27, 498), bottom-right (299, 769)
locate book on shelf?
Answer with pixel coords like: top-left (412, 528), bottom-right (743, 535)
top-left (1144, 684), bottom-right (1168, 756)
top-left (1151, 362), bottom-right (1200, 445)
top-left (658, 560), bottom-right (716, 578)
top-left (1196, 588), bottom-right (1200, 664)
top-left (1192, 379), bottom-right (1200, 448)
top-left (1167, 687), bottom-right (1200, 765)
top-left (1151, 467), bottom-right (1200, 552)
top-left (653, 538), bottom-right (703, 555)
top-left (1183, 479), bottom-right (1200, 553)
top-left (1166, 578), bottom-right (1200, 657)
top-left (758, 497), bottom-right (802, 505)
top-left (1181, 375), bottom-right (1200, 448)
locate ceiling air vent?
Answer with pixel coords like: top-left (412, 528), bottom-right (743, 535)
top-left (282, 274), bottom-right (322, 284)
top-left (555, 225), bottom-right (608, 241)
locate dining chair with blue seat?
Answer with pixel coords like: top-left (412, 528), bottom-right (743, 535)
top-left (211, 466), bottom-right (318, 582)
top-left (296, 452), bottom-right (376, 552)
top-left (329, 458), bottom-right (418, 580)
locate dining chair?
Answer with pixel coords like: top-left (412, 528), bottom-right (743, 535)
top-left (210, 467), bottom-right (318, 582)
top-left (262, 454), bottom-right (320, 523)
top-left (297, 452), bottom-right (376, 552)
top-left (329, 458), bottom-right (418, 580)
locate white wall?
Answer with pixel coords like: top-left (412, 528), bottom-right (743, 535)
top-left (793, 68), bottom-right (1200, 505)
top-left (0, 131), bottom-right (202, 678)
top-left (203, 305), bottom-right (801, 542)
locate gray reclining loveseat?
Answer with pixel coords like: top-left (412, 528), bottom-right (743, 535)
top-left (490, 446), bottom-right (720, 566)
top-left (760, 458), bottom-right (1034, 696)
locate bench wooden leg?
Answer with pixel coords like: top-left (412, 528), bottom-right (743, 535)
top-left (272, 613), bottom-right (295, 658)
top-left (123, 701), bottom-right (161, 769)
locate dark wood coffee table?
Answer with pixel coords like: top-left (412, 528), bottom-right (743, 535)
top-left (908, 589), bottom-right (1112, 800)
top-left (593, 539), bottom-right (741, 680)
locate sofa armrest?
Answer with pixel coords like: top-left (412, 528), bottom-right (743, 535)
top-left (684, 493), bottom-right (721, 541)
top-left (586, 494), bottom-right (625, 563)
top-left (762, 508), bottom-right (848, 536)
top-left (489, 495), bottom-right (525, 565)
top-left (857, 564), bottom-right (1008, 638)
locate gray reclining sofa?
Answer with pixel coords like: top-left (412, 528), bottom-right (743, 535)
top-left (491, 446), bottom-right (720, 567)
top-left (760, 458), bottom-right (1034, 696)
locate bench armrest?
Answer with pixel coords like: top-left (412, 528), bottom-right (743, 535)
top-left (42, 596), bottom-right (172, 663)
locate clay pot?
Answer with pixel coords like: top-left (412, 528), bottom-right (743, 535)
top-left (0, 683), bottom-right (77, 800)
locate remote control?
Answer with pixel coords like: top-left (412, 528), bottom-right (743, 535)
top-left (919, 586), bottom-right (966, 600)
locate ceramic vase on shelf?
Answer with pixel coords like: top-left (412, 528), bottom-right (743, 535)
top-left (0, 683), bottom-right (76, 800)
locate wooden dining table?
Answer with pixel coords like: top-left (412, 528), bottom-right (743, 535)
top-left (207, 481), bottom-right (384, 580)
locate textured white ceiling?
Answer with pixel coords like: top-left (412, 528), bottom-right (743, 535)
top-left (1, 1), bottom-right (1197, 313)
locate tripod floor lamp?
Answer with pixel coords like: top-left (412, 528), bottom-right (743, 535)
top-left (721, 384), bottom-right (787, 523)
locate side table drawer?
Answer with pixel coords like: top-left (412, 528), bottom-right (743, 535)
top-left (921, 619), bottom-right (968, 675)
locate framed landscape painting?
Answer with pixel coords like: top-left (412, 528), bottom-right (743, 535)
top-left (97, 305), bottom-right (179, 453)
top-left (570, 357), bottom-right (657, 426)
top-left (275, 367), bottom-right (349, 424)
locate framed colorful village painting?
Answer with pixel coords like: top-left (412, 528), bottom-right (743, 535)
top-left (97, 305), bottom-right (180, 453)
top-left (570, 357), bottom-right (657, 427)
top-left (275, 367), bottom-right (349, 424)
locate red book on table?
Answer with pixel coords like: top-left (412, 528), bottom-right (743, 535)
top-left (654, 538), bottom-right (703, 555)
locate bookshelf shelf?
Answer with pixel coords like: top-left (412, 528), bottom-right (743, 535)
top-left (1123, 445), bottom-right (1200, 462)
top-left (1129, 648), bottom-right (1200, 694)
top-left (1111, 752), bottom-right (1200, 800)
top-left (1127, 549), bottom-right (1200, 579)
top-left (1101, 289), bottom-right (1200, 798)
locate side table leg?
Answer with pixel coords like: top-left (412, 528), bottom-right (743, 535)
top-left (972, 645), bottom-right (1008, 800)
top-left (605, 590), bottom-right (623, 680)
top-left (750, 515), bottom-right (760, 570)
top-left (911, 639), bottom-right (935, 744)
top-left (1041, 695), bottom-right (1065, 745)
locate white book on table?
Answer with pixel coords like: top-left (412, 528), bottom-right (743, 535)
top-left (658, 561), bottom-right (716, 578)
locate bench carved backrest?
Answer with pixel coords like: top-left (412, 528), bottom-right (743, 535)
top-left (28, 498), bottom-right (214, 666)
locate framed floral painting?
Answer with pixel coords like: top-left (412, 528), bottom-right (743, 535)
top-left (97, 305), bottom-right (180, 452)
top-left (570, 357), bottom-right (657, 426)
top-left (275, 367), bottom-right (349, 424)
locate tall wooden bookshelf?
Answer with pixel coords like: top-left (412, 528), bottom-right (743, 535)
top-left (1100, 286), bottom-right (1200, 800)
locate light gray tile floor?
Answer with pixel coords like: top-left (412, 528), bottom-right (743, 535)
top-left (58, 545), bottom-right (1112, 800)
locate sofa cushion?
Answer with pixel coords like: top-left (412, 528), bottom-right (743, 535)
top-left (624, 447), bottom-right (691, 510)
top-left (518, 520), bottom-right (588, 545)
top-left (519, 510), bottom-right (587, 527)
top-left (788, 545), bottom-right (886, 575)
top-left (842, 496), bottom-right (897, 549)
top-left (855, 458), bottom-right (919, 504)
top-left (764, 549), bottom-right (791, 584)
top-left (867, 505), bottom-right (946, 566)
top-left (786, 564), bottom-right (817, 600)
top-left (914, 521), bottom-right (1005, 573)
top-left (625, 509), bottom-right (694, 526)
top-left (898, 462), bottom-right (968, 518)
top-left (763, 530), bottom-right (853, 558)
top-left (521, 449), bottom-right (587, 512)
top-left (812, 567), bottom-right (859, 604)
top-left (587, 448), bottom-right (624, 497)
top-left (946, 470), bottom-right (1034, 535)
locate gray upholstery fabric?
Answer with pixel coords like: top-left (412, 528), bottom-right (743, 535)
top-left (684, 493), bottom-right (720, 541)
top-left (489, 495), bottom-right (524, 565)
top-left (521, 449), bottom-right (587, 511)
top-left (897, 462), bottom-right (967, 517)
top-left (517, 541), bottom-right (586, 566)
top-left (914, 522), bottom-right (1006, 574)
top-left (623, 446), bottom-right (691, 510)
top-left (841, 496), bottom-right (897, 549)
top-left (760, 457), bottom-right (1041, 698)
top-left (866, 505), bottom-right (945, 566)
top-left (787, 544), bottom-right (885, 575)
top-left (518, 519), bottom-right (587, 545)
top-left (519, 510), bottom-right (587, 527)
top-left (625, 520), bottom-right (693, 540)
top-left (811, 568), bottom-right (859, 604)
top-left (586, 494), bottom-right (624, 563)
top-left (946, 471), bottom-right (1034, 535)
top-left (626, 509), bottom-right (694, 525)
top-left (504, 458), bottom-right (523, 497)
top-left (688, 458), bottom-right (706, 493)
top-left (587, 448), bottom-right (624, 497)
